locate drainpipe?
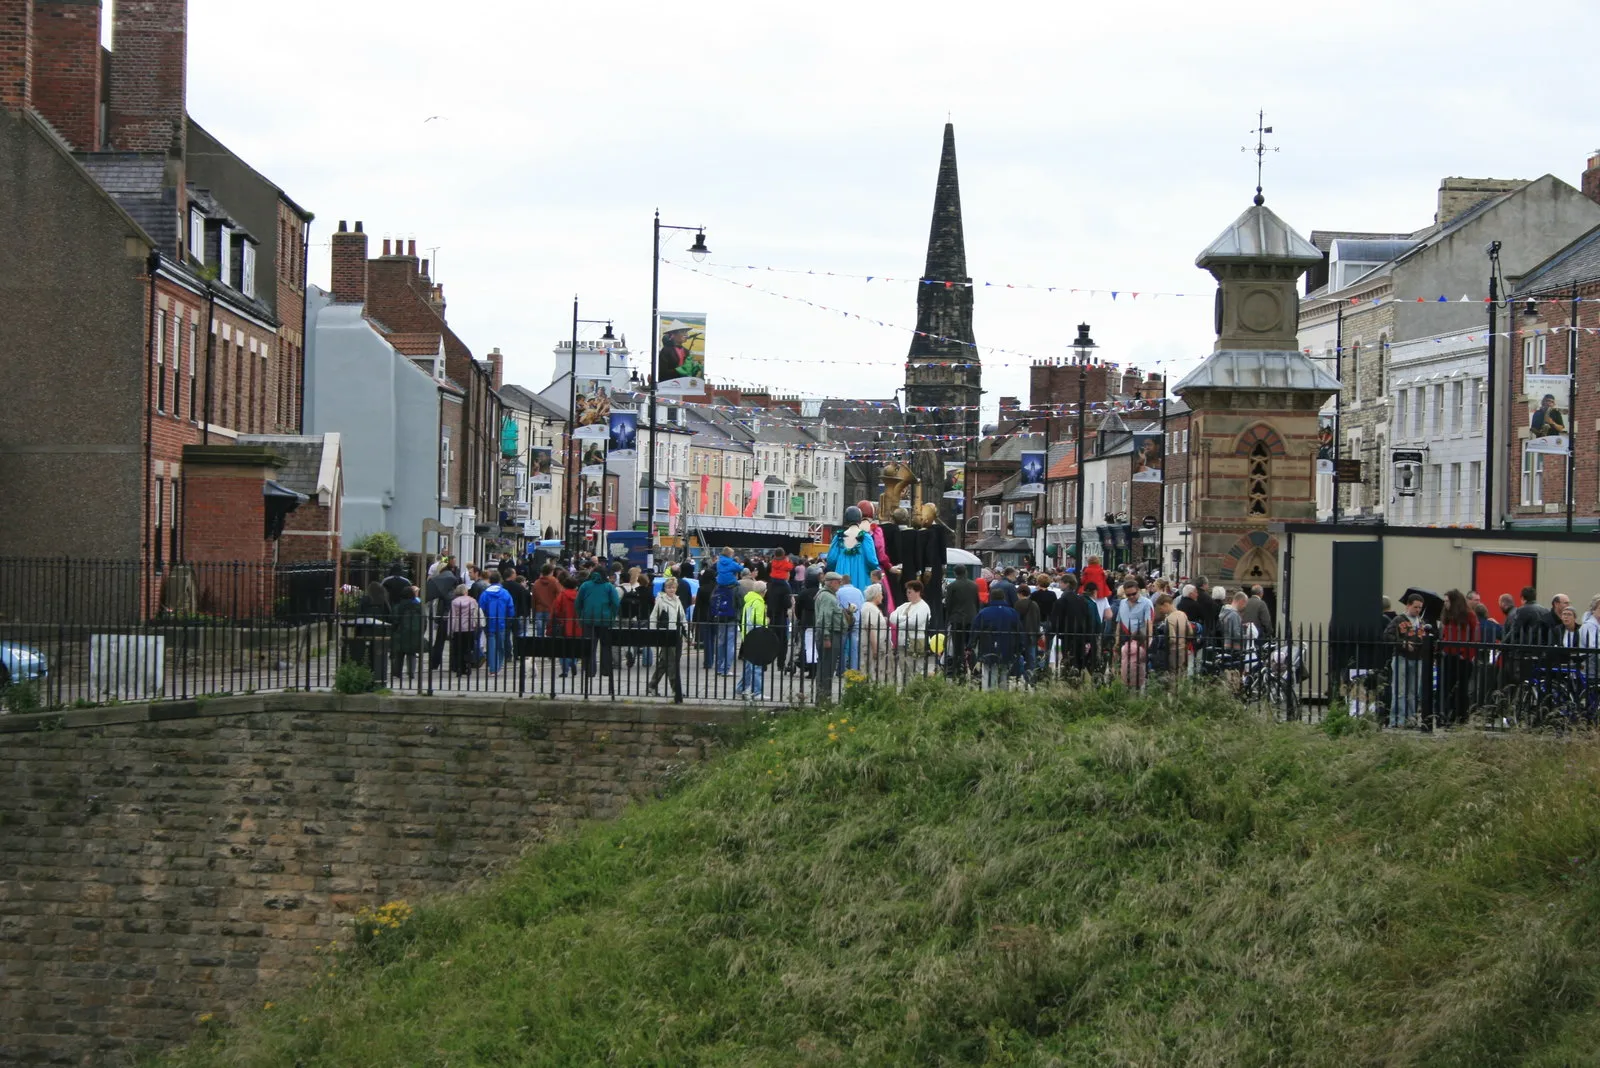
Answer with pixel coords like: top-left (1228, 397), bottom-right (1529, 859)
top-left (202, 281), bottom-right (218, 444)
top-left (144, 250), bottom-right (160, 613)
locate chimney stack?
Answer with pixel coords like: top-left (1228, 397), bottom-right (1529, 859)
top-left (1583, 151), bottom-right (1600, 207)
top-left (108, 0), bottom-right (187, 154)
top-left (0, 0), bottom-right (34, 111)
top-left (31, 1), bottom-right (103, 149)
top-left (1435, 177), bottom-right (1524, 227)
top-left (330, 220), bottom-right (368, 304)
top-left (487, 346), bottom-right (504, 392)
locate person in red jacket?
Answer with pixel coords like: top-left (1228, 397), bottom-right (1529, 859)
top-left (550, 574), bottom-right (581, 677)
top-left (530, 564), bottom-right (563, 637)
top-left (1079, 555), bottom-right (1108, 605)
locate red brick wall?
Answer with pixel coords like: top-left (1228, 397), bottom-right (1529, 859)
top-left (31, 0), bottom-right (100, 149)
top-left (181, 467), bottom-right (270, 564)
top-left (274, 200), bottom-right (307, 432)
top-left (108, 0), bottom-right (186, 154)
top-left (1507, 282), bottom-right (1600, 522)
top-left (0, 0), bottom-right (32, 110)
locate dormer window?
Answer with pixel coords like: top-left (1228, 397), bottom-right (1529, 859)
top-left (189, 210), bottom-right (205, 263)
top-left (218, 225), bottom-right (232, 282)
top-left (241, 242), bottom-right (257, 297)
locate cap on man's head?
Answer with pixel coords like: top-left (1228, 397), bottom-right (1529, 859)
top-left (823, 571), bottom-right (843, 583)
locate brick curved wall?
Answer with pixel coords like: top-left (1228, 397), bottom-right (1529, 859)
top-left (0, 694), bottom-right (743, 1064)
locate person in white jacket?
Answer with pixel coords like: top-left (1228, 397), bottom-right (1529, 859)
top-left (648, 577), bottom-right (689, 701)
top-left (858, 585), bottom-right (889, 681)
top-left (889, 579), bottom-right (934, 684)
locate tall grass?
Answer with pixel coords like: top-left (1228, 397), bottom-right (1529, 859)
top-left (159, 679), bottom-right (1600, 1067)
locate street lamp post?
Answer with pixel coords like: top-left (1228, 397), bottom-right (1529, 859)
top-left (1484, 240), bottom-right (1501, 531)
top-left (565, 297), bottom-right (615, 560)
top-left (648, 212), bottom-right (709, 569)
top-left (1071, 324), bottom-right (1096, 575)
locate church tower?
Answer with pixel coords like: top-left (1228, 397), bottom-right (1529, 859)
top-left (903, 123), bottom-right (982, 524)
top-left (1174, 195), bottom-right (1339, 596)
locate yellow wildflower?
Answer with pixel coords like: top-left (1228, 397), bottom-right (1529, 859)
top-left (263, 1002), bottom-right (274, 1010)
top-left (198, 1013), bottom-right (214, 1024)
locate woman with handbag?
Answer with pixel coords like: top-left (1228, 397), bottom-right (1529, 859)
top-left (447, 584), bottom-right (482, 677)
top-left (648, 576), bottom-right (688, 700)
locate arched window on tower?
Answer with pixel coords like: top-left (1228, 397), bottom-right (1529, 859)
top-left (1247, 441), bottom-right (1271, 516)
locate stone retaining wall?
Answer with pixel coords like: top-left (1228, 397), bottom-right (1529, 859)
top-left (0, 693), bottom-right (745, 1065)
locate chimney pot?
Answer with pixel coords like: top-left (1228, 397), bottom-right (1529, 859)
top-left (382, 238), bottom-right (391, 256)
top-left (355, 220), bottom-right (364, 232)
top-left (407, 239), bottom-right (416, 257)
top-left (338, 220), bottom-right (348, 233)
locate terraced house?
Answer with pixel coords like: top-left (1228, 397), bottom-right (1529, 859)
top-left (0, 0), bottom-right (333, 605)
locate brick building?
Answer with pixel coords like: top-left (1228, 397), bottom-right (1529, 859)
top-left (0, 0), bottom-right (328, 614)
top-left (1504, 192), bottom-right (1600, 529)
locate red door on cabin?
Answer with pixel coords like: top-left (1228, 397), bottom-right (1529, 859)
top-left (1472, 552), bottom-right (1536, 623)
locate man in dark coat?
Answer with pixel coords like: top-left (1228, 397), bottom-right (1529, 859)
top-left (1051, 576), bottom-right (1100, 674)
top-left (943, 565), bottom-right (981, 680)
top-left (381, 560), bottom-right (412, 607)
top-left (424, 563), bottom-right (459, 671)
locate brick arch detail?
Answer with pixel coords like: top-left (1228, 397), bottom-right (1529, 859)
top-left (1223, 530), bottom-right (1280, 584)
top-left (1234, 423), bottom-right (1287, 458)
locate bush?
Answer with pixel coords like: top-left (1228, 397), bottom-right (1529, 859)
top-left (350, 532), bottom-right (404, 563)
top-left (3, 680), bottom-right (41, 715)
top-left (333, 659), bottom-right (376, 695)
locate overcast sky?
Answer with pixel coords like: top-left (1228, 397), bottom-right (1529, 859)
top-left (159, 0), bottom-right (1600, 421)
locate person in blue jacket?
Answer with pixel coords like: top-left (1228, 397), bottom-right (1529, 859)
top-left (477, 571), bottom-right (516, 676)
top-left (714, 545), bottom-right (743, 587)
top-left (970, 591), bottom-right (1022, 691)
top-left (574, 568), bottom-right (621, 677)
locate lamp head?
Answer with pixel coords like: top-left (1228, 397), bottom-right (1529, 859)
top-left (601, 321), bottom-right (616, 340)
top-left (688, 232), bottom-right (710, 262)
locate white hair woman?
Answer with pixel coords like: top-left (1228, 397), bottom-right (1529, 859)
top-left (858, 583), bottom-right (888, 680)
top-left (648, 576), bottom-right (688, 699)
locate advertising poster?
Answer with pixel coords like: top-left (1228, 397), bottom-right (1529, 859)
top-left (573, 377), bottom-right (612, 440)
top-left (1131, 433), bottom-right (1164, 483)
top-left (529, 446), bottom-right (553, 496)
top-left (1019, 451), bottom-right (1046, 496)
top-left (608, 411), bottom-right (638, 460)
top-left (942, 461), bottom-right (966, 499)
top-left (1526, 373), bottom-right (1570, 455)
top-left (657, 311), bottom-right (707, 395)
top-left (580, 440), bottom-right (607, 478)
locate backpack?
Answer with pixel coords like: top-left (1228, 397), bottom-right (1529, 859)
top-left (711, 583), bottom-right (739, 620)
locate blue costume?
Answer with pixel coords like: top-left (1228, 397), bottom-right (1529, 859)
top-left (825, 524), bottom-right (879, 591)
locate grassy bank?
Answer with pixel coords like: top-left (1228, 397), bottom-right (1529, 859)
top-left (160, 680), bottom-right (1600, 1067)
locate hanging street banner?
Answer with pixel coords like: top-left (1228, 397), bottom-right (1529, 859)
top-left (608, 411), bottom-right (638, 460)
top-left (1526, 373), bottom-right (1571, 455)
top-left (942, 461), bottom-right (966, 499)
top-left (573, 376), bottom-right (613, 440)
top-left (580, 440), bottom-right (607, 478)
top-left (529, 446), bottom-right (553, 496)
top-left (722, 479), bottom-right (737, 515)
top-left (657, 311), bottom-right (707, 395)
top-left (1019, 451), bottom-right (1046, 496)
top-left (1131, 433), bottom-right (1163, 483)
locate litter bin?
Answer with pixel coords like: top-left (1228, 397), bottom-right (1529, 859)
top-left (341, 616), bottom-right (392, 679)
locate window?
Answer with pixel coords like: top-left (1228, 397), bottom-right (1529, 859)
top-left (188, 320), bottom-right (198, 421)
top-left (1471, 378), bottom-right (1483, 432)
top-left (1432, 385), bottom-right (1444, 435)
top-left (189, 210), bottom-right (205, 262)
top-left (1450, 381), bottom-right (1463, 434)
top-left (171, 310), bottom-right (182, 415)
top-left (765, 486), bottom-right (785, 516)
top-left (1247, 441), bottom-right (1271, 516)
top-left (982, 505), bottom-right (1001, 532)
top-left (242, 243), bottom-right (257, 297)
top-left (153, 474), bottom-right (165, 567)
top-left (1377, 337), bottom-right (1388, 396)
top-left (1448, 463), bottom-right (1461, 524)
top-left (1349, 343), bottom-right (1361, 402)
top-left (169, 480), bottom-right (180, 562)
top-left (1521, 449), bottom-right (1543, 506)
top-left (154, 310), bottom-right (167, 413)
top-left (1524, 335), bottom-right (1547, 375)
top-left (1395, 391), bottom-right (1409, 440)
top-left (219, 226), bottom-right (232, 282)
top-left (1412, 387), bottom-right (1424, 438)
top-left (1469, 461), bottom-right (1482, 520)
top-left (440, 426), bottom-right (452, 501)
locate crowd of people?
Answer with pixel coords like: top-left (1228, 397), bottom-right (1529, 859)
top-left (341, 550), bottom-right (1600, 724)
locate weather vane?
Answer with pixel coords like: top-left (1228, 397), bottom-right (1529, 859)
top-left (1242, 110), bottom-right (1277, 205)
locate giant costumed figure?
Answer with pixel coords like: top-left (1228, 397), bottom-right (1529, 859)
top-left (825, 505), bottom-right (879, 591)
top-left (855, 500), bottom-right (895, 614)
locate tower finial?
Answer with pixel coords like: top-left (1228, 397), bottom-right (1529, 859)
top-left (1242, 110), bottom-right (1277, 206)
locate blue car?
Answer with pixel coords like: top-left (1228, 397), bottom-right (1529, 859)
top-left (0, 640), bottom-right (48, 687)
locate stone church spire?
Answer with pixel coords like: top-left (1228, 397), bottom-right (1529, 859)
top-left (903, 123), bottom-right (983, 529)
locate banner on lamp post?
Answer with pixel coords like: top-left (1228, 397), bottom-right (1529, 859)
top-left (1018, 451), bottom-right (1045, 496)
top-left (607, 411), bottom-right (637, 460)
top-left (1131, 433), bottom-right (1163, 483)
top-left (529, 446), bottom-right (553, 496)
top-left (1525, 374), bottom-right (1570, 455)
top-left (580, 440), bottom-right (607, 478)
top-left (942, 461), bottom-right (966, 499)
top-left (656, 311), bottom-right (707, 395)
top-left (573, 376), bottom-right (612, 440)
